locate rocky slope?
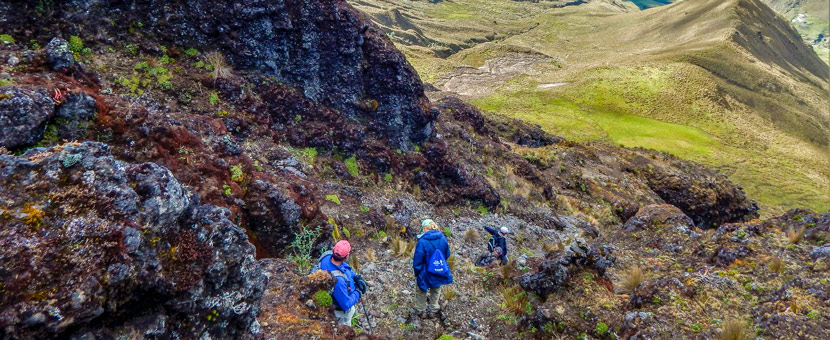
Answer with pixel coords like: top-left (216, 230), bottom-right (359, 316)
top-left (0, 0), bottom-right (827, 339)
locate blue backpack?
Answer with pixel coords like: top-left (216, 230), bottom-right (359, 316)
top-left (427, 249), bottom-right (450, 276)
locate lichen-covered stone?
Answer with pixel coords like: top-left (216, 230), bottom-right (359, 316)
top-left (0, 142), bottom-right (266, 339)
top-left (44, 37), bottom-right (74, 72)
top-left (0, 86), bottom-right (54, 149)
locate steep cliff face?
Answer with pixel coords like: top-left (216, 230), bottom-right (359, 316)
top-left (1, 0), bottom-right (434, 151)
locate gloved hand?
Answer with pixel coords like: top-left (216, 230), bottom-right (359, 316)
top-left (354, 274), bottom-right (368, 295)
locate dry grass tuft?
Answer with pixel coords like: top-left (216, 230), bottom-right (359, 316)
top-left (768, 256), bottom-right (784, 273)
top-left (447, 254), bottom-right (457, 271)
top-left (206, 51), bottom-right (232, 79)
top-left (465, 228), bottom-right (480, 243)
top-left (787, 226), bottom-right (806, 244)
top-left (542, 242), bottom-right (563, 253)
top-left (366, 248), bottom-right (376, 262)
top-left (443, 287), bottom-right (457, 301)
top-left (717, 318), bottom-right (750, 340)
top-left (619, 266), bottom-right (645, 293)
top-left (500, 264), bottom-right (513, 281)
top-left (390, 237), bottom-right (415, 257)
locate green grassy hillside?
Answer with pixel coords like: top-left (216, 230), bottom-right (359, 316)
top-left (350, 0), bottom-right (830, 216)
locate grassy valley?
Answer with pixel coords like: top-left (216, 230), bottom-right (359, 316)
top-left (349, 0), bottom-right (830, 216)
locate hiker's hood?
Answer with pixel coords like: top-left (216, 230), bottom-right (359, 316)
top-left (420, 229), bottom-right (444, 240)
top-left (320, 254), bottom-right (353, 273)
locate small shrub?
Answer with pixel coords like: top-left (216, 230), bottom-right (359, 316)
top-left (717, 318), bottom-right (749, 340)
top-left (443, 226), bottom-right (452, 237)
top-left (208, 92), bottom-right (219, 105)
top-left (288, 225), bottom-right (320, 274)
top-left (787, 226), bottom-right (806, 244)
top-left (436, 335), bottom-right (459, 340)
top-left (359, 205), bottom-right (370, 212)
top-left (344, 156), bottom-right (359, 177)
top-left (68, 35), bottom-right (84, 52)
top-left (384, 173), bottom-right (393, 182)
top-left (0, 34), bottom-right (14, 44)
top-left (301, 147), bottom-right (318, 165)
top-left (184, 48), bottom-right (200, 56)
top-left (205, 51), bottom-right (231, 79)
top-left (768, 257), bottom-right (784, 273)
top-left (373, 231), bottom-right (388, 241)
top-left (230, 164), bottom-right (244, 182)
top-left (313, 290), bottom-right (333, 308)
top-left (620, 266), bottom-right (644, 293)
top-left (222, 184), bottom-right (231, 196)
top-left (595, 322), bottom-right (608, 335)
top-left (325, 194), bottom-right (341, 205)
top-left (477, 205), bottom-right (489, 216)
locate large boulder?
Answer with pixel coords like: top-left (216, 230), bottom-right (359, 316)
top-left (4, 0), bottom-right (435, 151)
top-left (518, 240), bottom-right (615, 298)
top-left (0, 86), bottom-right (54, 149)
top-left (0, 142), bottom-right (266, 339)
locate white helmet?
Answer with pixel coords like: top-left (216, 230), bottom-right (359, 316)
top-left (499, 226), bottom-right (510, 234)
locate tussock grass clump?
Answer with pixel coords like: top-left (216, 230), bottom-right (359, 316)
top-left (206, 51), bottom-right (232, 79)
top-left (390, 237), bottom-right (415, 257)
top-left (465, 228), bottom-right (480, 243)
top-left (542, 242), bottom-right (562, 253)
top-left (717, 319), bottom-right (750, 340)
top-left (443, 287), bottom-right (457, 301)
top-left (501, 286), bottom-right (529, 315)
top-left (619, 266), bottom-right (644, 293)
top-left (787, 226), bottom-right (806, 244)
top-left (500, 264), bottom-right (513, 281)
top-left (366, 248), bottom-right (376, 262)
top-left (447, 254), bottom-right (457, 271)
top-left (768, 256), bottom-right (784, 273)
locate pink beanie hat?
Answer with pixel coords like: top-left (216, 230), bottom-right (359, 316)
top-left (333, 240), bottom-right (351, 258)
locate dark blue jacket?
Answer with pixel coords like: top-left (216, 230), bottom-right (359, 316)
top-left (485, 226), bottom-right (508, 264)
top-left (413, 229), bottom-right (453, 291)
top-left (319, 254), bottom-right (361, 310)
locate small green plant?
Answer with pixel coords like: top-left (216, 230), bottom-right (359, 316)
top-left (325, 194), bottom-right (341, 205)
top-left (359, 205), bottom-right (370, 213)
top-left (384, 173), bottom-right (393, 182)
top-left (288, 225), bottom-right (321, 274)
top-left (443, 227), bottom-right (452, 237)
top-left (216, 110), bottom-right (228, 117)
top-left (222, 184), bottom-right (231, 196)
top-left (595, 322), bottom-right (608, 335)
top-left (68, 35), bottom-right (87, 54)
top-left (372, 231), bottom-right (387, 240)
top-left (477, 205), bottom-right (489, 216)
top-left (806, 311), bottom-right (818, 319)
top-left (0, 34), bottom-right (15, 44)
top-left (437, 335), bottom-right (460, 340)
top-left (313, 290), bottom-right (332, 308)
top-left (208, 92), bottom-right (219, 105)
top-left (230, 164), bottom-right (244, 182)
top-left (344, 156), bottom-right (359, 177)
top-left (690, 323), bottom-right (702, 332)
top-left (134, 61), bottom-right (150, 71)
top-left (158, 54), bottom-right (174, 64)
top-left (184, 48), bottom-right (200, 57)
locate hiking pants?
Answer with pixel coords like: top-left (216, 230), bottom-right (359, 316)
top-left (334, 305), bottom-right (356, 326)
top-left (415, 286), bottom-right (441, 312)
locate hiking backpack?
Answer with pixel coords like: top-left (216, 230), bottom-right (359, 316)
top-left (311, 250), bottom-right (352, 298)
top-left (427, 249), bottom-right (450, 276)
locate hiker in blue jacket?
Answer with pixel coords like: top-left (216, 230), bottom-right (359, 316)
top-left (318, 240), bottom-right (367, 326)
top-left (412, 219), bottom-right (453, 318)
top-left (483, 226), bottom-right (510, 265)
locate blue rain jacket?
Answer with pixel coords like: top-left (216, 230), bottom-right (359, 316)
top-left (413, 229), bottom-right (453, 291)
top-left (319, 254), bottom-right (361, 310)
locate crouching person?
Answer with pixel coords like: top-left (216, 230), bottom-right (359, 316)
top-left (317, 240), bottom-right (367, 326)
top-left (412, 219), bottom-right (453, 319)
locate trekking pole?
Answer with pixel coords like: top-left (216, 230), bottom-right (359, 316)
top-left (360, 300), bottom-right (375, 334)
